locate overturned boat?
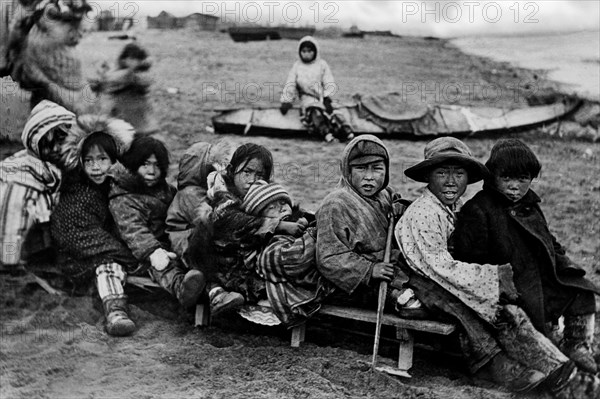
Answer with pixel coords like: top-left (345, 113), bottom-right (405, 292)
top-left (212, 93), bottom-right (581, 139)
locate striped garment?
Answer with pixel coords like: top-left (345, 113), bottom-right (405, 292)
top-left (0, 180), bottom-right (54, 264)
top-left (0, 100), bottom-right (73, 265)
top-left (257, 228), bottom-right (333, 325)
top-left (96, 262), bottom-right (127, 301)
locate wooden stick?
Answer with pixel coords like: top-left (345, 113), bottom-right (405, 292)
top-left (371, 213), bottom-right (395, 369)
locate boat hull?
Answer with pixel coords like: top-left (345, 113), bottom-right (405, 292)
top-left (212, 101), bottom-right (579, 139)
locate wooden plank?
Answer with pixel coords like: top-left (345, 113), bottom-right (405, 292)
top-left (195, 304), bottom-right (209, 327)
top-left (290, 324), bottom-right (306, 348)
top-left (127, 276), bottom-right (160, 289)
top-left (396, 328), bottom-right (414, 371)
top-left (319, 305), bottom-right (456, 335)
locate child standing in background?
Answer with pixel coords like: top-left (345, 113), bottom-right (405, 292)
top-left (280, 36), bottom-right (353, 143)
top-left (455, 139), bottom-right (600, 374)
top-left (91, 42), bottom-right (158, 135)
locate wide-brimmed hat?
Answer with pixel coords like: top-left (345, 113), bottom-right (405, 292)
top-left (404, 137), bottom-right (488, 183)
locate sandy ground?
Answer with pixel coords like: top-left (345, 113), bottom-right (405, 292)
top-left (1, 30), bottom-right (599, 398)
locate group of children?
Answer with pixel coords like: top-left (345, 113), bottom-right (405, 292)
top-left (1, 35), bottom-right (599, 398)
top-left (1, 97), bottom-right (598, 396)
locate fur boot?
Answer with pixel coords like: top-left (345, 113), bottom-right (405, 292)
top-left (561, 314), bottom-right (597, 374)
top-left (479, 352), bottom-right (546, 392)
top-left (103, 296), bottom-right (135, 336)
top-left (150, 265), bottom-right (206, 308)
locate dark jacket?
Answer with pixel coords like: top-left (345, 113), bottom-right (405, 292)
top-left (108, 164), bottom-right (177, 264)
top-left (454, 185), bottom-right (600, 334)
top-left (51, 172), bottom-right (137, 283)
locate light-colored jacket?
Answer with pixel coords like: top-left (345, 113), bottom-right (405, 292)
top-left (280, 36), bottom-right (336, 110)
top-left (395, 188), bottom-right (503, 324)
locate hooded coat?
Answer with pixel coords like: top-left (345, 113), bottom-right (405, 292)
top-left (50, 115), bottom-right (137, 283)
top-left (166, 143), bottom-right (213, 259)
top-left (454, 185), bottom-right (600, 334)
top-left (280, 36), bottom-right (336, 110)
top-left (0, 100), bottom-right (74, 265)
top-left (316, 135), bottom-right (398, 299)
top-left (108, 164), bottom-right (176, 266)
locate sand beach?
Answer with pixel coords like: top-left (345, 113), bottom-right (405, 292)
top-left (1, 28), bottom-right (599, 398)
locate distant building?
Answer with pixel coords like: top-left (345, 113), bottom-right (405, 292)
top-left (183, 13), bottom-right (219, 31)
top-left (147, 11), bottom-right (219, 31)
top-left (147, 11), bottom-right (181, 29)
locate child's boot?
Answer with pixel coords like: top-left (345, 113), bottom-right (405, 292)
top-left (103, 296), bottom-right (136, 336)
top-left (560, 314), bottom-right (597, 373)
top-left (151, 265), bottom-right (206, 308)
top-left (209, 286), bottom-right (244, 316)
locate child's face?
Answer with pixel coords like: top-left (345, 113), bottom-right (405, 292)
top-left (300, 47), bottom-right (315, 63)
top-left (233, 158), bottom-right (266, 197)
top-left (350, 160), bottom-right (386, 197)
top-left (83, 145), bottom-right (113, 185)
top-left (137, 154), bottom-right (161, 187)
top-left (261, 199), bottom-right (292, 220)
top-left (494, 174), bottom-right (532, 202)
top-left (427, 163), bottom-right (468, 206)
top-left (39, 126), bottom-right (68, 164)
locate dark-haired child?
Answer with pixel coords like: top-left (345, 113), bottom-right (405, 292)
top-left (109, 136), bottom-right (205, 310)
top-left (455, 139), bottom-right (600, 374)
top-left (280, 36), bottom-right (353, 143)
top-left (1, 100), bottom-right (74, 266)
top-left (91, 42), bottom-right (157, 134)
top-left (52, 116), bottom-right (139, 336)
top-left (190, 143), bottom-right (306, 315)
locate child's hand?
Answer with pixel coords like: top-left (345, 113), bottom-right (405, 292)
top-left (149, 248), bottom-right (177, 271)
top-left (371, 262), bottom-right (394, 282)
top-left (297, 217), bottom-right (309, 228)
top-left (277, 221), bottom-right (306, 237)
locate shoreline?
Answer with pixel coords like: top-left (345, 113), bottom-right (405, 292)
top-left (450, 31), bottom-right (600, 103)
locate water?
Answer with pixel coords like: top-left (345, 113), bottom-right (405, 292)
top-left (452, 31), bottom-right (600, 102)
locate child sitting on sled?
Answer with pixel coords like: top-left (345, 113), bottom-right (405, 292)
top-left (241, 180), bottom-right (334, 326)
top-left (279, 36), bottom-right (354, 143)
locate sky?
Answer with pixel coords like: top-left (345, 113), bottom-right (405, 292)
top-left (98, 0), bottom-right (600, 37)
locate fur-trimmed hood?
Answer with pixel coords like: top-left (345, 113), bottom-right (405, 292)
top-left (60, 114), bottom-right (135, 171)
